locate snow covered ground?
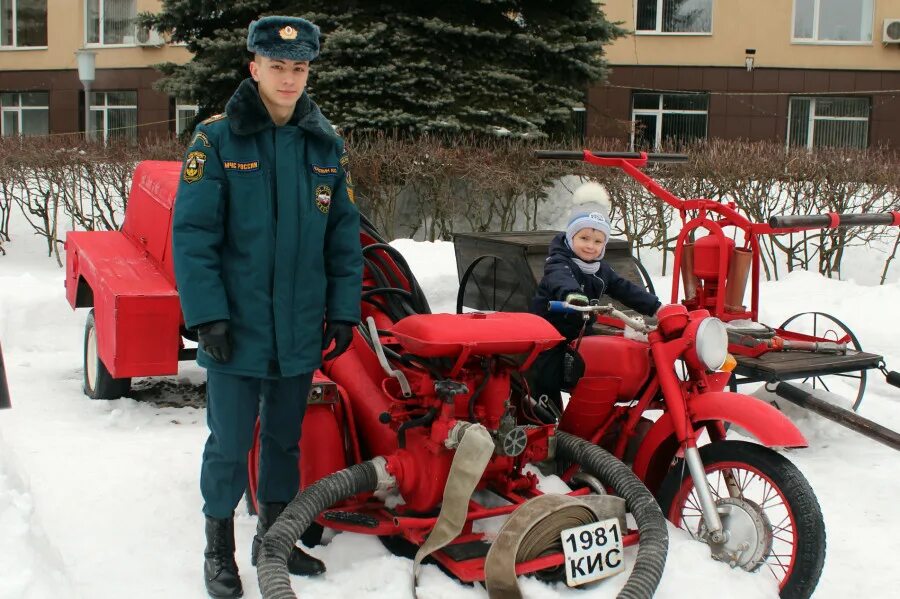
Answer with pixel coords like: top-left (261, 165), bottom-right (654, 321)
top-left (1, 222), bottom-right (898, 599)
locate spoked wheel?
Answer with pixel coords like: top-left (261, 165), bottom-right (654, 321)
top-left (455, 255), bottom-right (528, 314)
top-left (779, 311), bottom-right (866, 411)
top-left (657, 441), bottom-right (825, 599)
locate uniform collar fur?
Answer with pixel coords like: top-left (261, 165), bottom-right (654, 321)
top-left (226, 78), bottom-right (338, 141)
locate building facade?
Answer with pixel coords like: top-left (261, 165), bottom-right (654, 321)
top-left (0, 0), bottom-right (192, 141)
top-left (591, 0), bottom-right (900, 149)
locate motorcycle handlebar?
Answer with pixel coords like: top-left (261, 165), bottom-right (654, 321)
top-left (769, 212), bottom-right (900, 229)
top-left (534, 150), bottom-right (689, 163)
top-left (547, 302), bottom-right (654, 334)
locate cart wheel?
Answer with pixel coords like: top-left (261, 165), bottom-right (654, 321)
top-left (633, 257), bottom-right (656, 296)
top-left (83, 309), bottom-right (131, 400)
top-left (779, 311), bottom-right (866, 411)
top-left (456, 255), bottom-right (526, 314)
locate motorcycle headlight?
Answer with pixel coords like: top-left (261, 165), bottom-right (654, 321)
top-left (695, 317), bottom-right (728, 371)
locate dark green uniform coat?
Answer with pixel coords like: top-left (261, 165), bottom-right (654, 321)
top-left (173, 79), bottom-right (362, 378)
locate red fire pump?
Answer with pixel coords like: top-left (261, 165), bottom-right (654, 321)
top-left (253, 217), bottom-right (670, 598)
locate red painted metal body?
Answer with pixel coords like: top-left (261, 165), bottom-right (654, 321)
top-left (64, 161), bottom-right (184, 378)
top-left (558, 310), bottom-right (808, 495)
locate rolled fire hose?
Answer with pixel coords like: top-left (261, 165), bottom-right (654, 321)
top-left (259, 431), bottom-right (667, 599)
top-left (484, 493), bottom-right (610, 598)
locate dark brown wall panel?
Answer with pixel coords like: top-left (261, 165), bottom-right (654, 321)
top-left (0, 67), bottom-right (173, 139)
top-left (589, 65), bottom-right (900, 149)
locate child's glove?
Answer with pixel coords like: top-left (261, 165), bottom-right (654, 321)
top-left (565, 292), bottom-right (589, 306)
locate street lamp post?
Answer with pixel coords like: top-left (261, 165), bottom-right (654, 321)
top-left (75, 50), bottom-right (97, 141)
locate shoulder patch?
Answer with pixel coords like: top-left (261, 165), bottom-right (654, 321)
top-left (191, 131), bottom-right (211, 148)
top-left (201, 113), bottom-right (227, 125)
top-left (183, 151), bottom-right (207, 183)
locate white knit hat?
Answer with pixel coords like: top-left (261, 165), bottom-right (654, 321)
top-left (565, 182), bottom-right (612, 259)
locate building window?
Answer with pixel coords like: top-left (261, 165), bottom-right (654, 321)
top-left (793, 0), bottom-right (873, 43)
top-left (1, 0), bottom-right (48, 47)
top-left (787, 97), bottom-right (869, 150)
top-left (86, 0), bottom-right (136, 45)
top-left (175, 102), bottom-right (198, 135)
top-left (1, 92), bottom-right (48, 136)
top-left (89, 91), bottom-right (137, 143)
top-left (631, 92), bottom-right (708, 150)
top-left (636, 0), bottom-right (712, 34)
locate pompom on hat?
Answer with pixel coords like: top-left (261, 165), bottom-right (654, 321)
top-left (247, 16), bottom-right (320, 62)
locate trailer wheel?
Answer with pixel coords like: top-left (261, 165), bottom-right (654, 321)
top-left (633, 256), bottom-right (656, 296)
top-left (779, 311), bottom-right (866, 411)
top-left (83, 309), bottom-right (131, 399)
top-left (456, 255), bottom-right (527, 314)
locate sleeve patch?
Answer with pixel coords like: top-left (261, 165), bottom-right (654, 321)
top-left (191, 131), bottom-right (211, 147)
top-left (183, 151), bottom-right (207, 183)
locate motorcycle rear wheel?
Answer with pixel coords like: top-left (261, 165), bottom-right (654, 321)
top-left (657, 440), bottom-right (825, 599)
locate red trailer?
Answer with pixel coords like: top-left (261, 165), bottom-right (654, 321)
top-left (64, 161), bottom-right (190, 399)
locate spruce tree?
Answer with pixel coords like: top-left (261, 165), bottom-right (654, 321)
top-left (142, 1), bottom-right (624, 138)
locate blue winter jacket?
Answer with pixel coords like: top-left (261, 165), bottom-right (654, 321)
top-left (530, 233), bottom-right (661, 340)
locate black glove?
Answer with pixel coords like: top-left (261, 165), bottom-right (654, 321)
top-left (322, 321), bottom-right (354, 361)
top-left (197, 321), bottom-right (232, 363)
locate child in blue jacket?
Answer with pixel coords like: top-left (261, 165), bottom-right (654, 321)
top-left (528, 201), bottom-right (661, 410)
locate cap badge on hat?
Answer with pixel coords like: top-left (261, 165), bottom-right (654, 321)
top-left (589, 212), bottom-right (606, 221)
top-left (279, 25), bottom-right (298, 40)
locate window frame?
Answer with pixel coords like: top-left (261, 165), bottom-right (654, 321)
top-left (630, 91), bottom-right (709, 151)
top-left (0, 0), bottom-right (48, 50)
top-left (84, 0), bottom-right (137, 48)
top-left (786, 96), bottom-right (870, 150)
top-left (175, 102), bottom-right (198, 135)
top-left (0, 91), bottom-right (49, 137)
top-left (634, 0), bottom-right (714, 36)
top-left (791, 0), bottom-right (874, 45)
top-left (89, 90), bottom-right (138, 143)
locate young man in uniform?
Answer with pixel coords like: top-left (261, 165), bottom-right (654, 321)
top-left (172, 16), bottom-right (362, 598)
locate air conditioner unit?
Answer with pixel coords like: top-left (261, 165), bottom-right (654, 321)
top-left (883, 19), bottom-right (900, 44)
top-left (136, 26), bottom-right (165, 47)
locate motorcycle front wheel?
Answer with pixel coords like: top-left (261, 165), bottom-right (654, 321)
top-left (657, 440), bottom-right (825, 599)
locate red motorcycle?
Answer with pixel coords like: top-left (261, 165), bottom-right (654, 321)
top-left (547, 298), bottom-right (824, 598)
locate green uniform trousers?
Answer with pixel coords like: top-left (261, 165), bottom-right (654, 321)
top-left (201, 370), bottom-right (313, 519)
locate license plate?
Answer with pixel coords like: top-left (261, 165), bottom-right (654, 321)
top-left (560, 517), bottom-right (625, 587)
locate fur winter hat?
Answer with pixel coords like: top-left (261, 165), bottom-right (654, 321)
top-left (247, 16), bottom-right (320, 62)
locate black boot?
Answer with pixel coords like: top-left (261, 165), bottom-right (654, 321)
top-left (204, 516), bottom-right (243, 598)
top-left (251, 502), bottom-right (326, 576)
